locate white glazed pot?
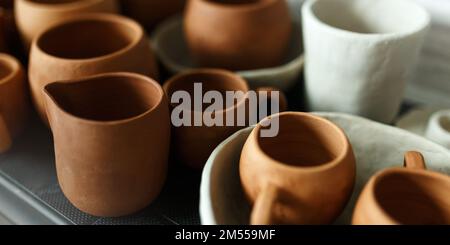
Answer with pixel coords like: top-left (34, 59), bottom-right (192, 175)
top-left (302, 0), bottom-right (430, 123)
top-left (425, 110), bottom-right (450, 150)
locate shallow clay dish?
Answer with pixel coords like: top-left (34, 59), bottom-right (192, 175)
top-left (200, 112), bottom-right (450, 225)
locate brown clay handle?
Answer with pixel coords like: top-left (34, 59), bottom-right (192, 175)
top-left (250, 183), bottom-right (281, 225)
top-left (404, 151), bottom-right (427, 170)
top-left (255, 87), bottom-right (288, 112)
top-left (0, 114), bottom-right (12, 154)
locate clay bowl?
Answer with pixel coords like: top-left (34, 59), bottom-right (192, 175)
top-left (199, 112), bottom-right (450, 224)
top-left (15, 0), bottom-right (120, 49)
top-left (29, 13), bottom-right (159, 124)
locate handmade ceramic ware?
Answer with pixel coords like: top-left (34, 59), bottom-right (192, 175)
top-left (302, 0), bottom-right (430, 123)
top-left (15, 0), bottom-right (119, 49)
top-left (43, 72), bottom-right (170, 217)
top-left (184, 0), bottom-right (292, 71)
top-left (353, 151), bottom-right (450, 225)
top-left (396, 107), bottom-right (443, 137)
top-left (0, 53), bottom-right (28, 154)
top-left (121, 0), bottom-right (186, 31)
top-left (200, 113), bottom-right (450, 225)
top-left (240, 112), bottom-right (356, 225)
top-left (163, 69), bottom-right (286, 169)
top-left (29, 13), bottom-right (159, 124)
top-left (425, 110), bottom-right (450, 149)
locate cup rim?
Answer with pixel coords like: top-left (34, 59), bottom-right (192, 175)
top-left (0, 53), bottom-right (22, 85)
top-left (252, 112), bottom-right (351, 173)
top-left (18, 0), bottom-right (107, 11)
top-left (32, 13), bottom-right (143, 63)
top-left (428, 110), bottom-right (450, 138)
top-left (193, 0), bottom-right (280, 13)
top-left (43, 72), bottom-right (165, 125)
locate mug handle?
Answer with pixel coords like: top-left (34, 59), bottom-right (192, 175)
top-left (250, 184), bottom-right (282, 225)
top-left (404, 151), bottom-right (427, 170)
top-left (255, 87), bottom-right (288, 113)
top-left (0, 114), bottom-right (12, 153)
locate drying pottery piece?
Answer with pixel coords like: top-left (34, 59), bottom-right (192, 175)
top-left (163, 68), bottom-right (286, 169)
top-left (395, 107), bottom-right (444, 137)
top-left (353, 151), bottom-right (450, 225)
top-left (184, 0), bottom-right (292, 71)
top-left (302, 0), bottom-right (430, 123)
top-left (425, 110), bottom-right (450, 149)
top-left (43, 72), bottom-right (170, 217)
top-left (199, 112), bottom-right (450, 225)
top-left (0, 53), bottom-right (28, 153)
top-left (240, 112), bottom-right (356, 225)
top-left (29, 13), bottom-right (159, 124)
top-left (120, 0), bottom-right (186, 31)
top-left (15, 0), bottom-right (119, 49)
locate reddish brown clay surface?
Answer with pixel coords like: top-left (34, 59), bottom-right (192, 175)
top-left (240, 112), bottom-right (356, 225)
top-left (184, 0), bottom-right (292, 70)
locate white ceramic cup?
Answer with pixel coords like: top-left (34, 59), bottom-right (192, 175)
top-left (425, 110), bottom-right (450, 150)
top-left (302, 0), bottom-right (430, 123)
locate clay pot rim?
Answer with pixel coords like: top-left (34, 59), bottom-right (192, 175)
top-left (195, 0), bottom-right (280, 13)
top-left (428, 110), bottom-right (450, 137)
top-left (0, 53), bottom-right (22, 85)
top-left (43, 72), bottom-right (165, 125)
top-left (32, 13), bottom-right (143, 63)
top-left (252, 112), bottom-right (351, 173)
top-left (303, 0), bottom-right (430, 40)
top-left (17, 0), bottom-right (108, 12)
top-left (163, 68), bottom-right (250, 115)
top-left (365, 167), bottom-right (450, 224)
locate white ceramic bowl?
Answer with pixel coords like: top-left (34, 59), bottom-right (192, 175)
top-left (425, 110), bottom-right (450, 149)
top-left (200, 112), bottom-right (450, 225)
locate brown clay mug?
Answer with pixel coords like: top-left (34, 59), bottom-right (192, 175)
top-left (184, 0), bottom-right (292, 70)
top-left (29, 13), bottom-right (159, 124)
top-left (15, 0), bottom-right (120, 49)
top-left (352, 151), bottom-right (450, 225)
top-left (240, 112), bottom-right (356, 225)
top-left (163, 68), bottom-right (287, 169)
top-left (0, 53), bottom-right (28, 153)
top-left (43, 72), bottom-right (170, 217)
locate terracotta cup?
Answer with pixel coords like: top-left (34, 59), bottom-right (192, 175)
top-left (120, 0), bottom-right (186, 31)
top-left (240, 112), bottom-right (356, 225)
top-left (163, 68), bottom-right (287, 169)
top-left (43, 72), bottom-right (170, 217)
top-left (29, 13), bottom-right (159, 124)
top-left (184, 0), bottom-right (292, 71)
top-left (0, 53), bottom-right (28, 153)
top-left (15, 0), bottom-right (120, 49)
top-left (353, 151), bottom-right (450, 225)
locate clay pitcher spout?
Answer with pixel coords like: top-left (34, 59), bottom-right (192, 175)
top-left (43, 72), bottom-right (171, 217)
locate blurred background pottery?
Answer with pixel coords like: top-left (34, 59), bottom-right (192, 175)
top-left (43, 72), bottom-right (170, 217)
top-left (0, 0), bottom-right (18, 53)
top-left (425, 110), bottom-right (450, 149)
top-left (302, 0), bottom-right (430, 123)
top-left (0, 53), bottom-right (28, 153)
top-left (15, 0), bottom-right (120, 50)
top-left (184, 0), bottom-right (292, 71)
top-left (29, 13), bottom-right (159, 124)
top-left (120, 0), bottom-right (186, 31)
top-left (353, 152), bottom-right (450, 225)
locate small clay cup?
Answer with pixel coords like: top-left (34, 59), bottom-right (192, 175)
top-left (425, 110), bottom-right (450, 149)
top-left (15, 0), bottom-right (120, 49)
top-left (121, 0), bottom-right (186, 31)
top-left (184, 0), bottom-right (292, 70)
top-left (29, 13), bottom-right (159, 124)
top-left (43, 72), bottom-right (170, 217)
top-left (163, 68), bottom-right (286, 169)
top-left (0, 53), bottom-right (28, 153)
top-left (240, 112), bottom-right (356, 225)
top-left (352, 151), bottom-right (450, 225)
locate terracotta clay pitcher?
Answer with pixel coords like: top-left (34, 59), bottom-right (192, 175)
top-left (0, 53), bottom-right (28, 153)
top-left (240, 112), bottom-right (356, 225)
top-left (43, 72), bottom-right (170, 217)
top-left (352, 151), bottom-right (450, 225)
top-left (29, 13), bottom-right (159, 125)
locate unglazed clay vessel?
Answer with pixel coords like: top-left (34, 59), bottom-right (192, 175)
top-left (353, 151), bottom-right (450, 225)
top-left (240, 112), bottom-right (356, 225)
top-left (163, 68), bottom-right (286, 169)
top-left (15, 0), bottom-right (119, 49)
top-left (121, 0), bottom-right (186, 31)
top-left (0, 53), bottom-right (28, 153)
top-left (425, 110), bottom-right (450, 150)
top-left (29, 13), bottom-right (159, 124)
top-left (302, 0), bottom-right (430, 123)
top-left (43, 72), bottom-right (170, 217)
top-left (184, 0), bottom-right (292, 70)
